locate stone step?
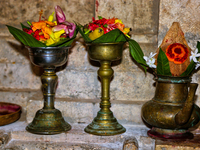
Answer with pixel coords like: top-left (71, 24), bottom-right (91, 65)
top-left (155, 135), bottom-right (200, 150)
top-left (26, 95), bottom-right (145, 125)
top-left (0, 120), bottom-right (154, 150)
top-left (1, 120), bottom-right (200, 150)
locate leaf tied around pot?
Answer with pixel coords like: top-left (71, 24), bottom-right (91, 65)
top-left (143, 22), bottom-right (200, 77)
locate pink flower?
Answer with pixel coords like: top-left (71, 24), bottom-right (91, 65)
top-left (55, 5), bottom-right (66, 24)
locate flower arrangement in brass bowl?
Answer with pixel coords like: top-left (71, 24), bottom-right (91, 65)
top-left (77, 16), bottom-right (147, 136)
top-left (6, 6), bottom-right (77, 135)
top-left (7, 5), bottom-right (77, 47)
top-left (141, 22), bottom-right (200, 140)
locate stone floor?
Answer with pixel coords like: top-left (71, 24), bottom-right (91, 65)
top-left (0, 113), bottom-right (154, 150)
top-left (1, 111), bottom-right (200, 150)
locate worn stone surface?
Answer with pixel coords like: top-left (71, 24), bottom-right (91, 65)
top-left (0, 0), bottom-right (94, 26)
top-left (0, 37), bottom-right (30, 64)
top-left (0, 90), bottom-right (39, 111)
top-left (155, 135), bottom-right (200, 150)
top-left (0, 63), bottom-right (41, 90)
top-left (56, 69), bottom-right (155, 101)
top-left (123, 137), bottom-right (138, 150)
top-left (0, 121), bottom-right (153, 150)
top-left (96, 0), bottom-right (159, 55)
top-left (139, 136), bottom-right (155, 150)
top-left (96, 0), bottom-right (159, 35)
top-left (158, 0), bottom-right (200, 49)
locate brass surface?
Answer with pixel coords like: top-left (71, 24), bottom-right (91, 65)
top-left (0, 102), bottom-right (21, 126)
top-left (26, 47), bottom-right (71, 135)
top-left (85, 42), bottom-right (126, 136)
top-left (142, 75), bottom-right (200, 138)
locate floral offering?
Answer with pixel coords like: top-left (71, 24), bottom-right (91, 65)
top-left (78, 16), bottom-right (147, 71)
top-left (143, 22), bottom-right (200, 77)
top-left (7, 5), bottom-right (77, 47)
top-left (83, 16), bottom-right (130, 40)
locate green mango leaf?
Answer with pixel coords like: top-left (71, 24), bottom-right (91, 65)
top-left (180, 60), bottom-right (195, 76)
top-left (7, 24), bottom-right (78, 47)
top-left (76, 25), bottom-right (92, 43)
top-left (128, 38), bottom-right (147, 71)
top-left (157, 48), bottom-right (172, 76)
top-left (92, 29), bottom-right (126, 43)
top-left (197, 41), bottom-right (200, 52)
top-left (20, 23), bottom-right (30, 30)
top-left (6, 25), bottom-right (46, 47)
top-left (77, 24), bottom-right (127, 43)
top-left (180, 41), bottom-right (200, 76)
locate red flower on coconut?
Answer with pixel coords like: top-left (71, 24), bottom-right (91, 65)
top-left (165, 43), bottom-right (189, 64)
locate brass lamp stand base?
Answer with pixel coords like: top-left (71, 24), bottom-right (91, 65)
top-left (26, 47), bottom-right (71, 135)
top-left (85, 42), bottom-right (126, 136)
top-left (84, 111), bottom-right (126, 136)
top-left (26, 109), bottom-right (71, 135)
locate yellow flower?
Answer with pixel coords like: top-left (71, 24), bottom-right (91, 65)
top-left (123, 28), bottom-right (130, 34)
top-left (48, 12), bottom-right (54, 22)
top-left (46, 29), bottom-right (65, 46)
top-left (88, 27), bottom-right (104, 40)
top-left (115, 19), bottom-right (123, 24)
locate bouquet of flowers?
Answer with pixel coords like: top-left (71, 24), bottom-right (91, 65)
top-left (6, 5), bottom-right (77, 47)
top-left (143, 22), bottom-right (200, 77)
top-left (77, 16), bottom-right (147, 70)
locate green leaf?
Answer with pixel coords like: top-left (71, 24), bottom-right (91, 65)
top-left (197, 41), bottom-right (200, 53)
top-left (7, 24), bottom-right (78, 47)
top-left (180, 41), bottom-right (200, 76)
top-left (6, 25), bottom-right (46, 47)
top-left (128, 38), bottom-right (147, 71)
top-left (92, 29), bottom-right (126, 43)
top-left (157, 48), bottom-right (172, 76)
top-left (180, 60), bottom-right (195, 76)
top-left (76, 25), bottom-right (92, 43)
top-left (20, 23), bottom-right (30, 30)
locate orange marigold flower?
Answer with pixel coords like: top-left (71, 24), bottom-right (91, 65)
top-left (115, 22), bottom-right (125, 32)
top-left (165, 43), bottom-right (189, 64)
top-left (32, 21), bottom-right (55, 32)
top-left (32, 21), bottom-right (46, 32)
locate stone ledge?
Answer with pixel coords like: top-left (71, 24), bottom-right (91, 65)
top-left (155, 135), bottom-right (200, 150)
top-left (0, 121), bottom-right (153, 150)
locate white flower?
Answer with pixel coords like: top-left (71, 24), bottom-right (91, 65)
top-left (195, 63), bottom-right (200, 69)
top-left (143, 52), bottom-right (157, 69)
top-left (190, 48), bottom-right (200, 63)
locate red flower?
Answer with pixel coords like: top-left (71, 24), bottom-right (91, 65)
top-left (23, 28), bottom-right (33, 35)
top-left (32, 29), bottom-right (47, 41)
top-left (165, 43), bottom-right (189, 64)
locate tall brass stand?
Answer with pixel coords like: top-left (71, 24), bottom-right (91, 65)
top-left (84, 42), bottom-right (126, 136)
top-left (26, 47), bottom-right (71, 135)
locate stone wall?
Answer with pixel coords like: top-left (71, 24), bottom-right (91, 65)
top-left (0, 0), bottom-right (200, 124)
top-left (0, 0), bottom-right (159, 104)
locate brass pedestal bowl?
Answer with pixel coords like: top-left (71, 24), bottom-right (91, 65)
top-left (85, 42), bottom-right (126, 136)
top-left (26, 47), bottom-right (71, 135)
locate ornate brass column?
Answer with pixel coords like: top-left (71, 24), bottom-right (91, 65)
top-left (84, 42), bottom-right (126, 136)
top-left (26, 47), bottom-right (71, 135)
